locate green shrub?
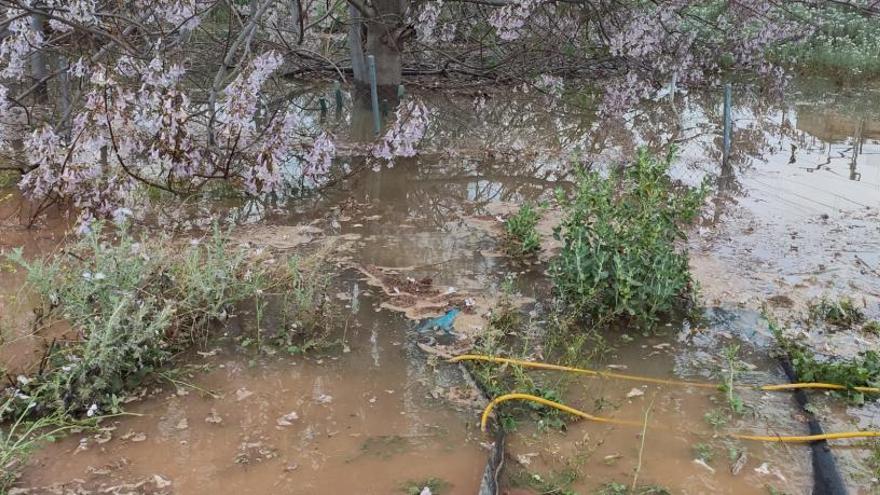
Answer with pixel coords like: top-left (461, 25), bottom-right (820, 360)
top-left (550, 149), bottom-right (706, 328)
top-left (504, 203), bottom-right (541, 256)
top-left (2, 224), bottom-right (270, 419)
top-left (773, 7), bottom-right (880, 79)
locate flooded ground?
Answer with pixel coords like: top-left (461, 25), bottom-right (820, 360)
top-left (3, 78), bottom-right (880, 494)
top-left (19, 291), bottom-right (487, 494)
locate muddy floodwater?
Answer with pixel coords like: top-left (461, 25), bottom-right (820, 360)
top-left (4, 79), bottom-right (880, 494)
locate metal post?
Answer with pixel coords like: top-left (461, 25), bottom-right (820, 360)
top-left (722, 83), bottom-right (732, 167)
top-left (367, 55), bottom-right (381, 135)
top-left (319, 97), bottom-right (327, 117)
top-left (334, 81), bottom-right (343, 114)
top-left (397, 84), bottom-right (405, 100)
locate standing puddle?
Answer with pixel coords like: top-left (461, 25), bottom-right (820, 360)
top-left (19, 290), bottom-right (486, 494)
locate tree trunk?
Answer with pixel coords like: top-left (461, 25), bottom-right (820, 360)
top-left (348, 3), bottom-right (367, 83)
top-left (29, 11), bottom-right (49, 104)
top-left (349, 0), bottom-right (409, 97)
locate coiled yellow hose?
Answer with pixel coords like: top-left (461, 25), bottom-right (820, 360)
top-left (480, 393), bottom-right (880, 443)
top-left (449, 354), bottom-right (880, 394)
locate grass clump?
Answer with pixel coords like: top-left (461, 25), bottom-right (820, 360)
top-left (807, 296), bottom-right (864, 328)
top-left (551, 148), bottom-right (706, 329)
top-left (504, 202), bottom-right (541, 257)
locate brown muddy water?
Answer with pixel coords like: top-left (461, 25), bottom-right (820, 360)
top-left (3, 79), bottom-right (880, 494)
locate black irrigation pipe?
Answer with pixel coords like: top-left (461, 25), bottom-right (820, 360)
top-left (455, 361), bottom-right (504, 495)
top-left (458, 350), bottom-right (850, 494)
top-left (777, 356), bottom-right (848, 495)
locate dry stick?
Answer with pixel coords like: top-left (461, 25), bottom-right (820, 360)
top-left (631, 396), bottom-right (655, 493)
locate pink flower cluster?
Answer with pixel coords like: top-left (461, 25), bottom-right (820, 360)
top-left (371, 100), bottom-right (430, 168)
top-left (488, 0), bottom-right (540, 41)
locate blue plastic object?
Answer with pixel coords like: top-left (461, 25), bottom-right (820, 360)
top-left (416, 308), bottom-right (460, 335)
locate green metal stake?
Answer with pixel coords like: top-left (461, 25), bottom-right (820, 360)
top-left (381, 98), bottom-right (389, 118)
top-left (367, 55), bottom-right (381, 135)
top-left (397, 84), bottom-right (405, 100)
top-left (319, 97), bottom-right (327, 117)
top-left (334, 81), bottom-right (343, 113)
top-left (722, 84), bottom-right (732, 167)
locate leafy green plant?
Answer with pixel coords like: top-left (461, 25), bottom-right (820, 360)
top-left (693, 443), bottom-right (714, 464)
top-left (808, 297), bottom-right (864, 328)
top-left (772, 318), bottom-right (880, 404)
top-left (720, 344), bottom-right (746, 415)
top-left (551, 148), bottom-right (706, 329)
top-left (789, 349), bottom-right (880, 405)
top-left (504, 202), bottom-right (541, 257)
top-left (704, 409), bottom-right (728, 429)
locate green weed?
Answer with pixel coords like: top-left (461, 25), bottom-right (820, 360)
top-left (551, 148), bottom-right (706, 329)
top-left (399, 477), bottom-right (451, 495)
top-left (867, 439), bottom-right (880, 480)
top-left (771, 318), bottom-right (880, 404)
top-left (719, 344), bottom-right (746, 415)
top-left (807, 297), bottom-right (864, 328)
top-left (693, 442), bottom-right (714, 464)
top-left (504, 202), bottom-right (541, 257)
top-left (510, 466), bottom-right (579, 495)
top-left (704, 409), bottom-right (728, 429)
top-left (862, 321), bottom-right (880, 335)
top-left (1, 396), bottom-right (102, 492)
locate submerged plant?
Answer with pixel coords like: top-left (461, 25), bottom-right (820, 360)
top-left (551, 148), bottom-right (706, 329)
top-left (400, 477), bottom-right (451, 495)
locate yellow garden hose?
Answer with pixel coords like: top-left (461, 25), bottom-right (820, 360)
top-left (449, 354), bottom-right (880, 394)
top-left (480, 393), bottom-right (880, 443)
